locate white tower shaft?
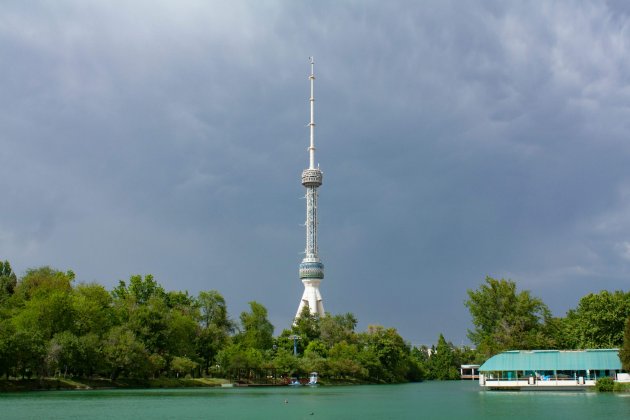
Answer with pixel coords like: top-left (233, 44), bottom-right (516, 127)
top-left (296, 57), bottom-right (325, 319)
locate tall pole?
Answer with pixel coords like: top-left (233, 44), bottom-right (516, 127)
top-left (289, 334), bottom-right (301, 356)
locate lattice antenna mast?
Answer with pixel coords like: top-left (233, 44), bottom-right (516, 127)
top-left (304, 56), bottom-right (319, 258)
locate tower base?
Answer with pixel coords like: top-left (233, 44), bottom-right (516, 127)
top-left (295, 279), bottom-right (325, 318)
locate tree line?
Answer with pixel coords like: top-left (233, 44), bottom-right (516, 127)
top-left (2, 261), bottom-right (627, 384)
top-left (0, 261), bottom-right (469, 383)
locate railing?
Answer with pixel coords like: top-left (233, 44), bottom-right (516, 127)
top-left (480, 375), bottom-right (597, 388)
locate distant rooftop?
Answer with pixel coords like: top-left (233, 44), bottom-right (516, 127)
top-left (479, 349), bottom-right (621, 372)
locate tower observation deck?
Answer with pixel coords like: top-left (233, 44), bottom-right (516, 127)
top-left (295, 57), bottom-right (325, 319)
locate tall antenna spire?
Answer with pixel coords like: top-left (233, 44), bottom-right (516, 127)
top-left (309, 56), bottom-right (316, 170)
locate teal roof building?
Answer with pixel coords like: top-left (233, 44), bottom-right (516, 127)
top-left (480, 349), bottom-right (621, 372)
top-left (478, 349), bottom-right (623, 390)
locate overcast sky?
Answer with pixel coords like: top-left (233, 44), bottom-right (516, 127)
top-left (1, 0), bottom-right (630, 345)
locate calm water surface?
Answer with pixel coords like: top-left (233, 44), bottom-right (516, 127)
top-left (1, 381), bottom-right (629, 419)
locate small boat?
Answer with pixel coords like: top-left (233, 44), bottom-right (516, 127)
top-left (288, 378), bottom-right (302, 386)
top-left (307, 372), bottom-right (319, 386)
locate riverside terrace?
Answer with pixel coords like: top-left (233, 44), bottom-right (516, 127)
top-left (478, 349), bottom-right (623, 390)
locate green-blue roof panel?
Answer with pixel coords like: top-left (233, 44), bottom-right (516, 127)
top-left (479, 349), bottom-right (621, 372)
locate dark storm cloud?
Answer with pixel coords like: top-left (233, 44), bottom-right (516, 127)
top-left (1, 0), bottom-right (629, 344)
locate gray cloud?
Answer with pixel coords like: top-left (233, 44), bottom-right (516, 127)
top-left (1, 0), bottom-right (629, 344)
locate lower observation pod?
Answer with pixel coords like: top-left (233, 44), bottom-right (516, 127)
top-left (299, 261), bottom-right (324, 279)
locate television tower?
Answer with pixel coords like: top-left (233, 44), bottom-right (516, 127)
top-left (295, 57), bottom-right (325, 318)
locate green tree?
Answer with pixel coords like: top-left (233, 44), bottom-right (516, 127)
top-left (543, 317), bottom-right (572, 350)
top-left (196, 290), bottom-right (232, 373)
top-left (197, 326), bottom-right (229, 374)
top-left (237, 301), bottom-right (274, 351)
top-left (452, 344), bottom-right (480, 366)
top-left (14, 266), bottom-right (74, 301)
top-left (102, 326), bottom-right (149, 380)
top-left (409, 346), bottom-right (430, 380)
top-left (46, 331), bottom-right (80, 377)
top-left (0, 260), bottom-right (17, 305)
top-left (198, 290), bottom-right (230, 330)
top-left (111, 276), bottom-right (183, 357)
top-left (465, 276), bottom-right (553, 357)
top-left (304, 339), bottom-right (328, 358)
top-left (216, 343), bottom-right (265, 376)
top-left (72, 283), bottom-right (114, 336)
top-left (301, 343), bottom-right (329, 377)
top-left (359, 326), bottom-right (411, 382)
top-left (319, 312), bottom-right (357, 348)
top-left (0, 319), bottom-right (16, 378)
top-left (563, 290), bottom-right (630, 349)
top-left (166, 290), bottom-right (196, 314)
top-left (112, 274), bottom-right (165, 305)
top-left (620, 316), bottom-right (630, 371)
top-left (291, 306), bottom-right (321, 349)
top-left (10, 267), bottom-right (76, 359)
top-left (429, 334), bottom-right (459, 380)
top-left (272, 348), bottom-right (300, 376)
top-left (148, 353), bottom-right (166, 378)
top-left (13, 288), bottom-right (75, 340)
top-left (170, 356), bottom-right (198, 378)
top-left (76, 333), bottom-right (102, 377)
top-left (328, 341), bottom-right (365, 379)
top-left (12, 329), bottom-right (46, 378)
top-left (164, 309), bottom-right (198, 357)
top-left (125, 296), bottom-right (170, 355)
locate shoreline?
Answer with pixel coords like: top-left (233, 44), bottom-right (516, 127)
top-left (0, 376), bottom-right (393, 392)
top-left (0, 377), bottom-right (228, 392)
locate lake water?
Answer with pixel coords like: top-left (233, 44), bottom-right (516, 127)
top-left (1, 381), bottom-right (629, 419)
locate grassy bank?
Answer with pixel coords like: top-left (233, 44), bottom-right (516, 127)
top-left (0, 377), bottom-right (229, 392)
top-left (0, 376), bottom-right (407, 392)
top-left (318, 377), bottom-right (381, 386)
top-left (614, 382), bottom-right (630, 392)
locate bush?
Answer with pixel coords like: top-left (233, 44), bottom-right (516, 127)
top-left (596, 377), bottom-right (614, 392)
top-left (170, 356), bottom-right (198, 378)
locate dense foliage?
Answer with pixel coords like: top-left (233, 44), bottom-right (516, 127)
top-left (0, 263), bottom-right (468, 383)
top-left (596, 377), bottom-right (615, 392)
top-left (465, 276), bottom-right (630, 359)
top-left (620, 317), bottom-right (630, 372)
top-left (4, 263), bottom-right (626, 384)
top-left (410, 334), bottom-right (476, 380)
top-left (465, 277), bottom-right (554, 358)
top-left (561, 291), bottom-right (630, 349)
